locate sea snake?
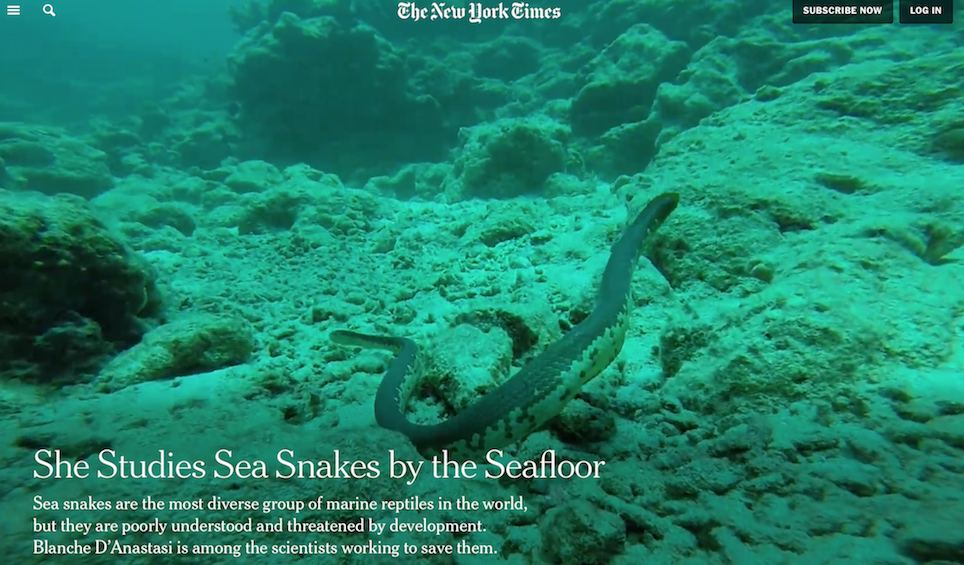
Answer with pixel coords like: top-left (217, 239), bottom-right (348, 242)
top-left (331, 192), bottom-right (679, 459)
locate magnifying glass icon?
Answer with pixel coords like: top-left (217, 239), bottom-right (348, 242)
top-left (43, 4), bottom-right (56, 16)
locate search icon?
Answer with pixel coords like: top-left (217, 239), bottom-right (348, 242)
top-left (43, 4), bottom-right (55, 16)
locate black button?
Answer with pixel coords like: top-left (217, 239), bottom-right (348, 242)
top-left (899, 0), bottom-right (954, 22)
top-left (793, 0), bottom-right (894, 24)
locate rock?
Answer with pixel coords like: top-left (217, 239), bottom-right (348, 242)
top-left (224, 160), bottom-right (283, 193)
top-left (897, 507), bottom-right (964, 563)
top-left (550, 398), bottom-right (617, 445)
top-left (94, 313), bottom-right (255, 392)
top-left (542, 499), bottom-right (626, 565)
top-left (0, 123), bottom-right (114, 198)
top-left (450, 116), bottom-right (569, 199)
top-left (429, 324), bottom-right (513, 412)
top-left (0, 189), bottom-right (163, 383)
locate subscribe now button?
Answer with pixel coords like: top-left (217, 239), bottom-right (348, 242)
top-left (792, 1), bottom-right (894, 23)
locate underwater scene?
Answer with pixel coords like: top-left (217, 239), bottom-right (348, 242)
top-left (1, 0), bottom-right (963, 564)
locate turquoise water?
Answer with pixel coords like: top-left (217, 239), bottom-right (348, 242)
top-left (1, 1), bottom-right (963, 564)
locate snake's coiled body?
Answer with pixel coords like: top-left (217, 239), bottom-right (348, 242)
top-left (332, 193), bottom-right (679, 458)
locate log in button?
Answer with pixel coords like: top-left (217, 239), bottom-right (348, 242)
top-left (899, 0), bottom-right (953, 22)
top-left (793, 1), bottom-right (894, 23)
